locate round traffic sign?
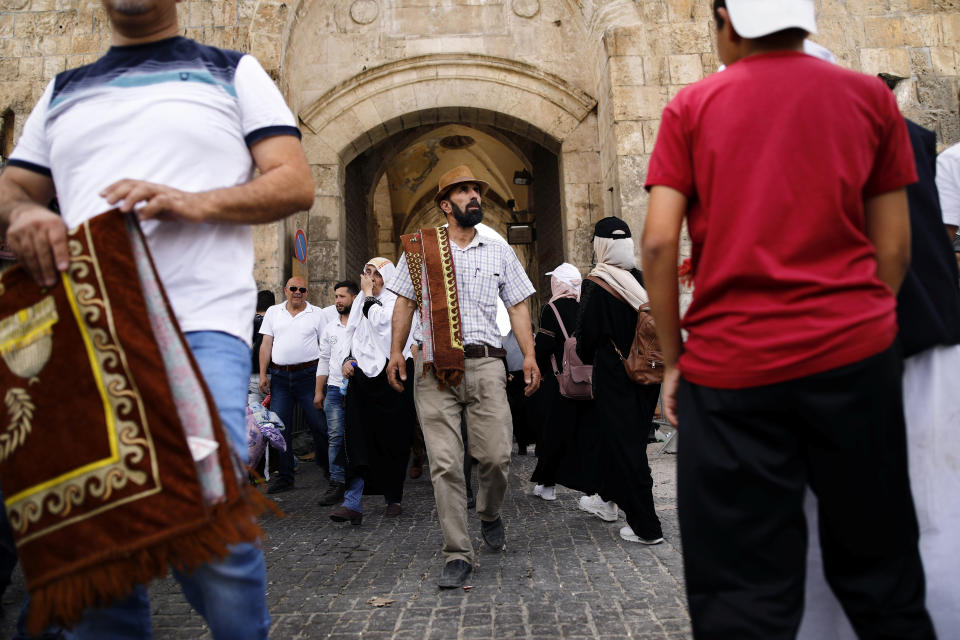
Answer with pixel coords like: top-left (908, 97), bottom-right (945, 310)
top-left (294, 229), bottom-right (307, 263)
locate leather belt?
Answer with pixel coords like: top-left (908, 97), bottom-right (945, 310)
top-left (463, 344), bottom-right (507, 359)
top-left (271, 358), bottom-right (319, 372)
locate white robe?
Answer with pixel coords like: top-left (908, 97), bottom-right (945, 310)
top-left (797, 344), bottom-right (960, 639)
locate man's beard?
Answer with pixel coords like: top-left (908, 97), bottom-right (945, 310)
top-left (338, 302), bottom-right (352, 315)
top-left (450, 200), bottom-right (483, 227)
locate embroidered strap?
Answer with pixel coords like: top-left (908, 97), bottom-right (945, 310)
top-left (401, 227), bottom-right (465, 388)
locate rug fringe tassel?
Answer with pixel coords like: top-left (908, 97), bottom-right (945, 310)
top-left (26, 485), bottom-right (281, 634)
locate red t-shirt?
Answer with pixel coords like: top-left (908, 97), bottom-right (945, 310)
top-left (645, 51), bottom-right (917, 389)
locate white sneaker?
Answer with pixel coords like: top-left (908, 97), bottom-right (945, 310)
top-left (619, 525), bottom-right (664, 545)
top-left (578, 494), bottom-right (618, 522)
top-left (540, 485), bottom-right (556, 501)
top-left (533, 484), bottom-right (544, 497)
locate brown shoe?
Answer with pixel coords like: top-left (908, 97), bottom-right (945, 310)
top-left (385, 503), bottom-right (403, 517)
top-left (330, 506), bottom-right (362, 525)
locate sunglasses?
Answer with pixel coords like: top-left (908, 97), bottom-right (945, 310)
top-left (288, 286), bottom-right (307, 293)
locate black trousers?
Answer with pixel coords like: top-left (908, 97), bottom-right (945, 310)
top-left (677, 345), bottom-right (935, 640)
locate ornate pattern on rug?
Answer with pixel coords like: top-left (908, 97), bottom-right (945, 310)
top-left (400, 227), bottom-right (465, 388)
top-left (0, 210), bottom-right (275, 633)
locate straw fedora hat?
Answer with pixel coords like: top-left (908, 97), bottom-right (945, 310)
top-left (434, 165), bottom-right (490, 205)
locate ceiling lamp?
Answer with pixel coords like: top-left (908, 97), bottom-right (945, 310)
top-left (513, 169), bottom-right (533, 186)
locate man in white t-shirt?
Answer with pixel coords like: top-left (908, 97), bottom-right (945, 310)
top-left (0, 2), bottom-right (313, 637)
top-left (314, 280), bottom-right (360, 507)
top-left (258, 277), bottom-right (329, 494)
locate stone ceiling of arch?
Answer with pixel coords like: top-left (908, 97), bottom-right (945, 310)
top-left (281, 0), bottom-right (598, 113)
top-left (384, 124), bottom-right (530, 224)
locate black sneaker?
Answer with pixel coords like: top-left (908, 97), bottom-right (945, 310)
top-left (481, 517), bottom-right (505, 551)
top-left (266, 477), bottom-right (294, 495)
top-left (438, 559), bottom-right (473, 589)
top-left (317, 481), bottom-right (345, 506)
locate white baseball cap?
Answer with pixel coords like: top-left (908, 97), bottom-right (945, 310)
top-left (545, 263), bottom-right (582, 286)
top-left (726, 0), bottom-right (817, 38)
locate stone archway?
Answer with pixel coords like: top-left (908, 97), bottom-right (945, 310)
top-left (290, 53), bottom-right (601, 300)
top-left (298, 54), bottom-right (595, 161)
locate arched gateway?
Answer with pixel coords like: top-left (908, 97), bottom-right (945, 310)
top-left (260, 52), bottom-right (600, 308)
top-left (291, 53), bottom-right (598, 304)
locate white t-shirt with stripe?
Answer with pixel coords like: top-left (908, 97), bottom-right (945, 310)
top-left (9, 36), bottom-right (301, 346)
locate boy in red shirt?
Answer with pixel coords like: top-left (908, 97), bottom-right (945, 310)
top-left (641, 1), bottom-right (935, 638)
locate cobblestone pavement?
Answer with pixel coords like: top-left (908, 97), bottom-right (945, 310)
top-left (1, 442), bottom-right (690, 639)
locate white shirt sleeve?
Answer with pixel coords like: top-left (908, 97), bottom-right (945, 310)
top-left (317, 321), bottom-right (332, 377)
top-left (8, 81), bottom-right (55, 175)
top-left (234, 55), bottom-right (299, 146)
top-left (259, 306), bottom-right (277, 337)
top-left (936, 147), bottom-right (960, 227)
top-left (364, 294), bottom-right (394, 332)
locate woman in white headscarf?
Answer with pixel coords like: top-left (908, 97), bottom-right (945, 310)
top-left (529, 263), bottom-right (592, 501)
top-left (572, 218), bottom-right (663, 545)
top-left (332, 257), bottom-right (414, 525)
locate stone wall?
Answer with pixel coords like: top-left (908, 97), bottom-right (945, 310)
top-left (2, 0), bottom-right (959, 294)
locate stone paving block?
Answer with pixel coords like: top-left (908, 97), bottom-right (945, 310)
top-left (269, 614), bottom-right (307, 638)
top-left (426, 628), bottom-right (454, 640)
top-left (331, 616), bottom-right (369, 633)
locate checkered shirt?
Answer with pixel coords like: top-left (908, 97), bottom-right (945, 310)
top-left (388, 232), bottom-right (535, 349)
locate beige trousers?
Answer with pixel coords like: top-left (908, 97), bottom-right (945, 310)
top-left (413, 352), bottom-right (513, 564)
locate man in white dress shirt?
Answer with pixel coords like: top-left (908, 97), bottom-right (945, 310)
top-left (330, 259), bottom-right (414, 524)
top-left (258, 276), bottom-right (328, 494)
top-left (314, 280), bottom-right (359, 507)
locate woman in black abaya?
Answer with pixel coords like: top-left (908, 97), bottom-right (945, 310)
top-left (573, 217), bottom-right (663, 544)
top-left (529, 263), bottom-right (593, 499)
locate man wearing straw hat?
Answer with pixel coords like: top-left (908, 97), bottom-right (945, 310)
top-left (385, 165), bottom-right (540, 589)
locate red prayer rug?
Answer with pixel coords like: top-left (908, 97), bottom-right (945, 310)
top-left (0, 210), bottom-right (274, 633)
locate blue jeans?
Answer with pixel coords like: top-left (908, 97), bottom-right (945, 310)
top-left (343, 477), bottom-right (364, 513)
top-left (269, 367), bottom-right (327, 482)
top-left (324, 385), bottom-right (345, 483)
top-left (65, 331), bottom-right (269, 639)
